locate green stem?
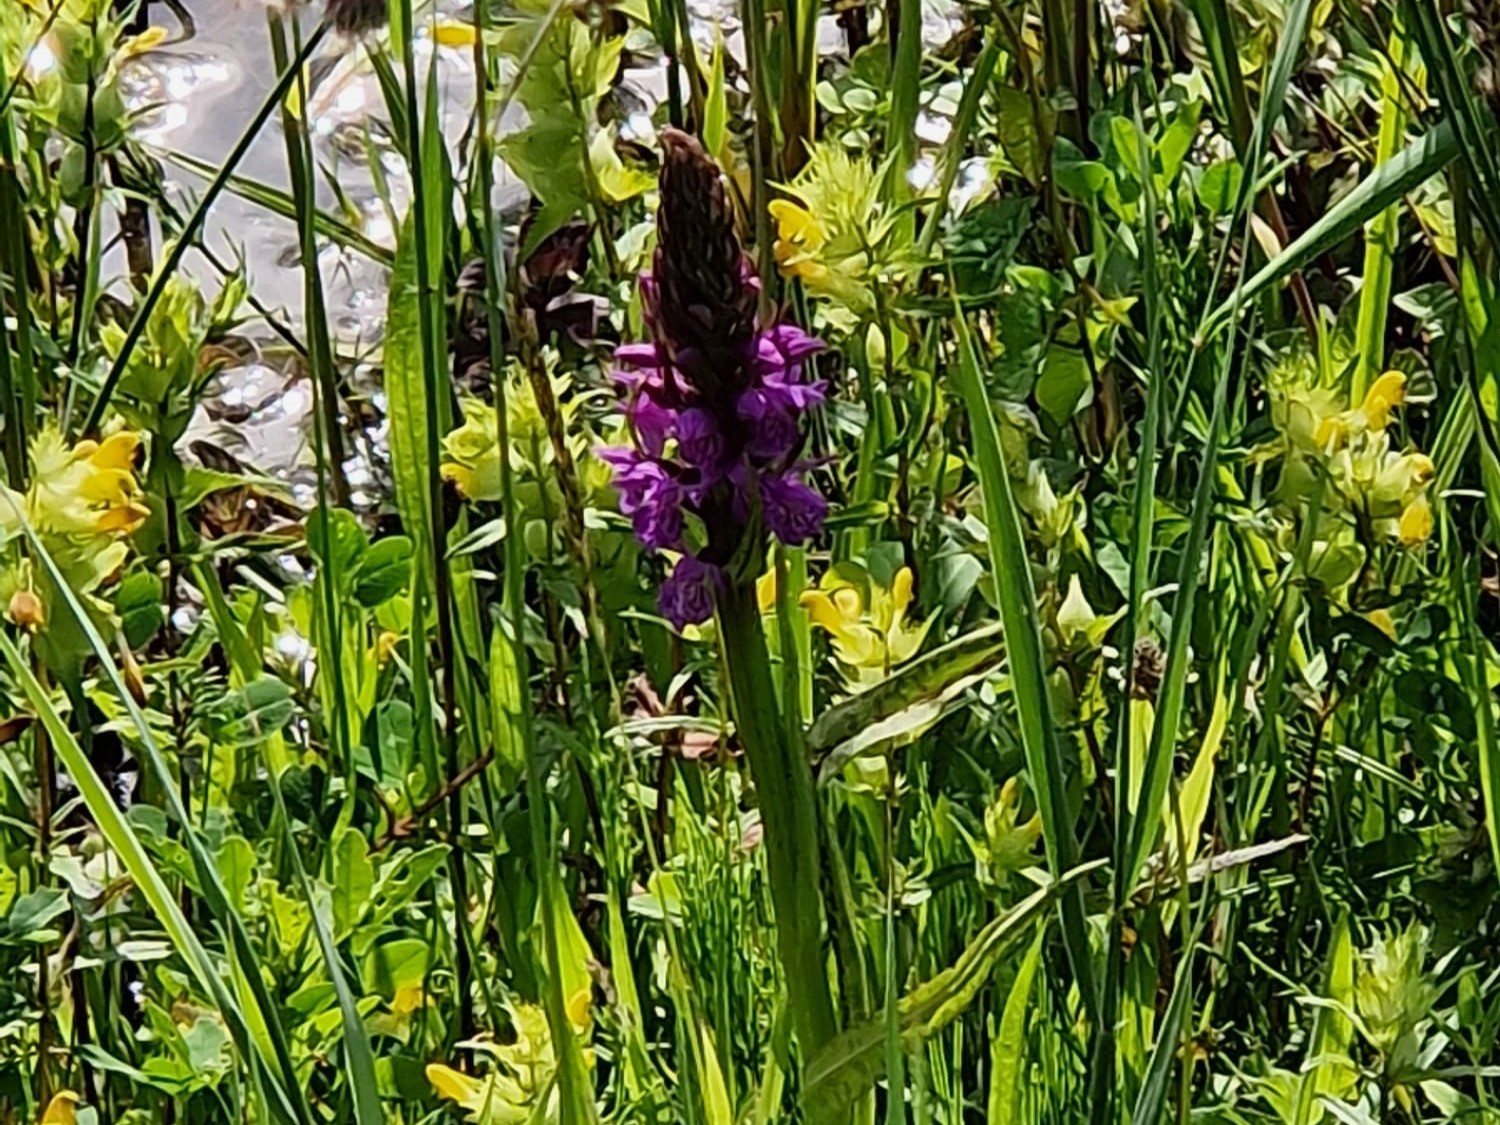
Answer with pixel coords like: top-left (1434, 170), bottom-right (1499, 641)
top-left (716, 578), bottom-right (837, 1053)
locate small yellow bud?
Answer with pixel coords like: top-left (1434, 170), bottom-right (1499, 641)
top-left (376, 630), bottom-right (400, 666)
top-left (756, 569), bottom-right (778, 613)
top-left (40, 1091), bottom-right (81, 1125)
top-left (7, 589), bottom-right (44, 631)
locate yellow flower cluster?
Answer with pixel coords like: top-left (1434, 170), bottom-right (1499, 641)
top-left (1271, 369), bottom-right (1434, 549)
top-left (800, 565), bottom-right (932, 685)
top-left (766, 143), bottom-right (909, 318)
top-left (426, 999), bottom-right (591, 1124)
top-left (1, 429), bottom-right (148, 629)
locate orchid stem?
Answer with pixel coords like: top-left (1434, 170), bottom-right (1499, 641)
top-left (716, 577), bottom-right (838, 1055)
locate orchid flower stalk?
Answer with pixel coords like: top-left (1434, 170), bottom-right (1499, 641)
top-left (603, 128), bottom-right (838, 1053)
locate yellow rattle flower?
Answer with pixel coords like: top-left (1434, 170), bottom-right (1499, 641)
top-left (769, 199), bottom-right (829, 283)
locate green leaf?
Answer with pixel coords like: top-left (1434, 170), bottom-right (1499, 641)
top-left (2, 887), bottom-right (69, 942)
top-left (384, 217), bottom-right (439, 558)
top-left (995, 86), bottom-right (1045, 186)
top-left (807, 625), bottom-right (1004, 782)
top-left (352, 535), bottom-right (414, 607)
top-left (950, 308), bottom-right (1099, 1019)
top-left (987, 931), bottom-right (1043, 1124)
top-left (363, 845), bottom-right (450, 943)
top-left (1036, 346), bottom-right (1092, 424)
top-left (365, 937), bottom-right (431, 996)
top-left (1198, 160), bottom-right (1243, 214)
top-left (215, 836), bottom-right (257, 913)
top-left (702, 34), bottom-right (727, 158)
top-left (332, 828), bottom-right (375, 941)
top-left (210, 677), bottom-right (295, 747)
top-left (114, 570), bottom-right (164, 650)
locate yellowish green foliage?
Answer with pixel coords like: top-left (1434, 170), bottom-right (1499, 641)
top-left (769, 143), bottom-right (916, 320)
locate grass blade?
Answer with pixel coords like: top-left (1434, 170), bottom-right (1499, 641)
top-left (950, 306), bottom-right (1099, 1020)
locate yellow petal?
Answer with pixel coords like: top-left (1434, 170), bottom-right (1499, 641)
top-left (90, 432), bottom-right (141, 471)
top-left (756, 569), bottom-right (778, 613)
top-left (891, 567), bottom-right (914, 617)
top-left (1366, 608), bottom-right (1397, 640)
top-left (566, 984), bottom-right (593, 1030)
top-left (78, 467), bottom-right (135, 505)
top-left (426, 1063), bottom-right (484, 1108)
top-left (800, 590), bottom-right (846, 636)
top-left (1397, 496), bottom-right (1432, 546)
top-left (768, 200), bottom-right (819, 244)
top-left (440, 463), bottom-right (475, 498)
top-left (430, 19), bottom-right (478, 46)
top-left (391, 984), bottom-right (426, 1015)
top-left (95, 502), bottom-right (150, 535)
top-left (830, 586), bottom-right (863, 624)
top-left (40, 1092), bottom-right (80, 1125)
top-left (1403, 452), bottom-right (1435, 491)
top-left (1360, 370), bottom-right (1407, 431)
top-left (1313, 415), bottom-right (1345, 450)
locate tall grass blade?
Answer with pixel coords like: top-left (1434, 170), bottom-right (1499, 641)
top-left (1350, 22), bottom-right (1420, 401)
top-left (950, 307), bottom-right (1099, 1019)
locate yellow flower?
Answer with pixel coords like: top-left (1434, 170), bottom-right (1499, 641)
top-left (392, 983), bottom-right (427, 1016)
top-left (756, 568), bottom-right (778, 613)
top-left (440, 398), bottom-right (503, 503)
top-left (975, 776), bottom-right (1042, 886)
top-left (1358, 370), bottom-right (1407, 432)
top-left (426, 1002), bottom-right (583, 1124)
top-left (769, 199), bottom-right (829, 283)
top-left (1397, 495), bottom-right (1432, 546)
top-left (801, 566), bottom-right (932, 682)
top-left (376, 630), bottom-right (401, 666)
top-left (6, 429), bottom-right (149, 542)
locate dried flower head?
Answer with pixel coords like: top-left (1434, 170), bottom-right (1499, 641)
top-left (326, 0), bottom-right (387, 36)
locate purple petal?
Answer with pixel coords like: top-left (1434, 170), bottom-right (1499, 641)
top-left (737, 389), bottom-right (799, 461)
top-left (614, 342), bottom-right (665, 370)
top-left (759, 471), bottom-right (826, 545)
top-left (756, 323), bottom-right (824, 364)
top-left (629, 395), bottom-right (676, 457)
top-left (676, 407), bottom-right (726, 472)
top-left (659, 556), bottom-right (722, 630)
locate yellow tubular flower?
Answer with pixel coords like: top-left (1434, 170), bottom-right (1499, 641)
top-left (4, 429), bottom-right (148, 542)
top-left (1397, 496), bottom-right (1433, 546)
top-left (1359, 370), bottom-right (1407, 432)
top-left (801, 566), bottom-right (932, 681)
top-left (769, 199), bottom-right (829, 283)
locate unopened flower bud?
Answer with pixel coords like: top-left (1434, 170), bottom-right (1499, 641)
top-left (7, 589), bottom-right (44, 631)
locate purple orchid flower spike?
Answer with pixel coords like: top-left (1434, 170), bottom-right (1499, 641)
top-left (599, 127), bottom-right (831, 629)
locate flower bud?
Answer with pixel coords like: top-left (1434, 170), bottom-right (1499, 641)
top-left (7, 589), bottom-right (44, 631)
